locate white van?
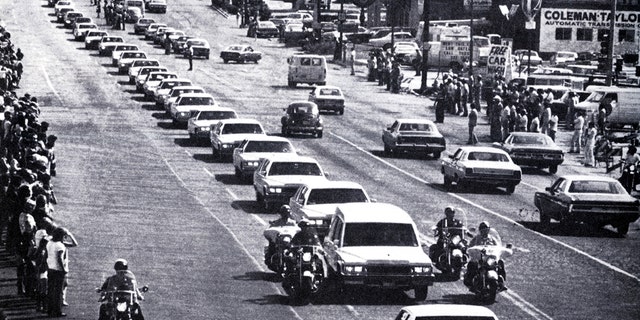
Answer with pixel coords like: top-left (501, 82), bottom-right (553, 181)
top-left (124, 0), bottom-right (145, 16)
top-left (575, 85), bottom-right (640, 130)
top-left (287, 54), bottom-right (327, 87)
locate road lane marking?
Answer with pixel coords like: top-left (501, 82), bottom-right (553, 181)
top-left (184, 150), bottom-right (192, 157)
top-left (503, 291), bottom-right (553, 320)
top-left (203, 167), bottom-right (213, 177)
top-left (42, 66), bottom-right (63, 104)
top-left (226, 188), bottom-right (238, 200)
top-left (253, 214), bottom-right (267, 226)
top-left (330, 131), bottom-right (640, 282)
top-left (159, 154), bottom-right (304, 320)
top-left (520, 181), bottom-right (542, 190)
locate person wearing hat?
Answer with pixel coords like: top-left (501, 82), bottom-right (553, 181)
top-left (99, 259), bottom-right (145, 320)
top-left (464, 221), bottom-right (507, 291)
top-left (290, 218), bottom-right (321, 247)
top-left (429, 207), bottom-right (465, 261)
top-left (473, 75), bottom-right (483, 110)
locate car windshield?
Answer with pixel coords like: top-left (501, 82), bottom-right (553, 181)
top-left (244, 141), bottom-right (292, 153)
top-left (510, 135), bottom-right (550, 145)
top-left (399, 123), bottom-right (433, 132)
top-left (306, 189), bottom-right (368, 205)
top-left (343, 223), bottom-right (418, 247)
top-left (189, 41), bottom-right (207, 46)
top-left (585, 92), bottom-right (605, 103)
top-left (122, 52), bottom-right (145, 59)
top-left (197, 111), bottom-right (236, 120)
top-left (289, 104), bottom-right (317, 114)
top-left (568, 180), bottom-right (626, 194)
top-left (228, 45), bottom-right (243, 51)
top-left (221, 123), bottom-right (263, 134)
top-left (467, 152), bottom-right (509, 162)
top-left (178, 96), bottom-right (213, 105)
top-left (318, 89), bottom-right (341, 96)
top-left (268, 162), bottom-right (322, 176)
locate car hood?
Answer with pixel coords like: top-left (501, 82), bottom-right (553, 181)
top-left (299, 204), bottom-right (341, 219)
top-left (336, 246), bottom-right (430, 264)
top-left (217, 133), bottom-right (266, 143)
top-left (569, 193), bottom-right (636, 203)
top-left (191, 119), bottom-right (222, 127)
top-left (173, 104), bottom-right (215, 112)
top-left (262, 175), bottom-right (327, 186)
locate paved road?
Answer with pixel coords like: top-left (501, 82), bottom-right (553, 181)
top-left (1, 0), bottom-right (638, 319)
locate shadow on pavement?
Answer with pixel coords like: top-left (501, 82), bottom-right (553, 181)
top-left (230, 200), bottom-right (263, 214)
top-left (519, 221), bottom-right (623, 238)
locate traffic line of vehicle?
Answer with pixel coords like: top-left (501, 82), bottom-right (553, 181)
top-left (41, 66), bottom-right (63, 104)
top-left (329, 131), bottom-right (640, 283)
top-left (155, 147), bottom-right (304, 320)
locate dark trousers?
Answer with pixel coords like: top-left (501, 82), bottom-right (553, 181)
top-left (188, 57), bottom-right (193, 70)
top-left (47, 269), bottom-right (66, 316)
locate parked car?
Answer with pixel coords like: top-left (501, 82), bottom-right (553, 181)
top-left (493, 132), bottom-right (564, 174)
top-left (513, 49), bottom-right (543, 66)
top-left (395, 305), bottom-right (498, 320)
top-left (289, 180), bottom-right (371, 238)
top-left (63, 11), bottom-right (83, 29)
top-left (57, 7), bottom-right (76, 23)
top-left (368, 31), bottom-right (414, 49)
top-left (550, 51), bottom-right (578, 67)
top-left (110, 44), bottom-right (139, 66)
top-left (133, 18), bottom-right (155, 34)
top-left (153, 78), bottom-right (192, 105)
top-left (147, 0), bottom-right (167, 13)
top-left (393, 41), bottom-right (420, 65)
top-left (210, 119), bottom-right (267, 161)
top-left (220, 45), bottom-right (262, 64)
top-left (163, 85), bottom-right (206, 111)
top-left (534, 175), bottom-right (640, 235)
top-left (187, 107), bottom-right (239, 141)
top-left (307, 85), bottom-right (344, 114)
top-left (73, 22), bottom-right (97, 41)
top-left (70, 16), bottom-right (93, 31)
top-left (232, 136), bottom-right (296, 181)
top-left (441, 146), bottom-right (522, 194)
top-left (184, 38), bottom-right (210, 59)
top-left (253, 155), bottom-right (327, 211)
top-left (255, 21), bottom-right (279, 38)
top-left (84, 30), bottom-right (108, 50)
top-left (322, 203), bottom-right (435, 301)
top-left (172, 35), bottom-right (195, 54)
top-left (382, 119), bottom-right (446, 159)
top-left (281, 101), bottom-right (323, 138)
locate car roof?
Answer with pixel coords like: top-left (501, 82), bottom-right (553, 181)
top-left (508, 132), bottom-right (549, 137)
top-left (337, 203), bottom-right (413, 224)
top-left (241, 135), bottom-right (291, 143)
top-left (559, 175), bottom-right (619, 183)
top-left (176, 92), bottom-right (213, 98)
top-left (298, 180), bottom-right (365, 190)
top-left (456, 146), bottom-right (509, 154)
top-left (262, 154), bottom-right (318, 164)
top-left (315, 85), bottom-right (341, 91)
top-left (396, 118), bottom-right (437, 125)
top-left (218, 118), bottom-right (263, 125)
top-left (289, 100), bottom-right (317, 106)
top-left (400, 304), bottom-right (498, 318)
top-left (170, 86), bottom-right (205, 92)
top-left (198, 106), bottom-right (235, 112)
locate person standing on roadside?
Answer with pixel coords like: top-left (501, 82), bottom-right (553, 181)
top-left (187, 45), bottom-right (194, 71)
top-left (583, 122), bottom-right (597, 167)
top-left (570, 112), bottom-right (584, 153)
top-left (473, 75), bottom-right (483, 112)
top-left (564, 91), bottom-right (577, 129)
top-left (460, 78), bottom-right (469, 116)
top-left (549, 112), bottom-right (558, 142)
top-left (46, 227), bottom-right (68, 317)
top-left (467, 103), bottom-right (478, 145)
top-left (350, 44), bottom-right (356, 76)
top-left (96, 3), bottom-right (101, 18)
top-left (164, 34), bottom-right (171, 55)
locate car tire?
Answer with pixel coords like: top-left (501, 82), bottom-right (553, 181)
top-left (433, 151), bottom-right (441, 159)
top-left (288, 80), bottom-right (296, 88)
top-left (316, 131), bottom-right (323, 138)
top-left (617, 223), bottom-right (629, 236)
top-left (223, 59), bottom-right (228, 64)
top-left (338, 108), bottom-right (344, 115)
top-left (506, 184), bottom-right (516, 194)
top-left (414, 286), bottom-right (428, 301)
top-left (383, 144), bottom-right (392, 156)
top-left (281, 126), bottom-right (288, 136)
top-left (206, 54), bottom-right (210, 60)
top-left (240, 57), bottom-right (246, 64)
top-left (549, 164), bottom-right (558, 174)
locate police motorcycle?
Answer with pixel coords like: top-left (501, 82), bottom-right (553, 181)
top-left (281, 220), bottom-right (326, 304)
top-left (464, 227), bottom-right (512, 304)
top-left (430, 208), bottom-right (470, 279)
top-left (263, 206), bottom-right (301, 276)
top-left (96, 286), bottom-right (148, 320)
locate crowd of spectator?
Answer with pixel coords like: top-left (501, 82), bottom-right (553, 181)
top-left (0, 24), bottom-right (78, 318)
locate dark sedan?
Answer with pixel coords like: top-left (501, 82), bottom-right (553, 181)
top-left (534, 175), bottom-right (640, 235)
top-left (494, 132), bottom-right (564, 174)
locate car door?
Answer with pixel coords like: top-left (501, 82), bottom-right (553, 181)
top-left (253, 159), bottom-right (270, 194)
top-left (538, 178), bottom-right (567, 218)
top-left (447, 149), bottom-right (465, 177)
top-left (322, 217), bottom-right (344, 272)
top-left (382, 120), bottom-right (399, 146)
top-left (289, 186), bottom-right (308, 221)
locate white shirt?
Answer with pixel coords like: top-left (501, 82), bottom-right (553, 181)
top-left (46, 241), bottom-right (68, 272)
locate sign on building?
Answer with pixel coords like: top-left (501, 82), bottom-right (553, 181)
top-left (463, 0), bottom-right (492, 12)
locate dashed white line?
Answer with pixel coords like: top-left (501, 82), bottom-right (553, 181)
top-left (41, 66), bottom-right (63, 104)
top-left (203, 167), bottom-right (213, 177)
top-left (226, 188), bottom-right (238, 200)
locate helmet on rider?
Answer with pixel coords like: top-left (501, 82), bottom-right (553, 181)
top-left (298, 218), bottom-right (311, 228)
top-left (479, 221), bottom-right (491, 235)
top-left (114, 259), bottom-right (128, 271)
top-left (444, 206), bottom-right (455, 217)
top-left (278, 205), bottom-right (291, 219)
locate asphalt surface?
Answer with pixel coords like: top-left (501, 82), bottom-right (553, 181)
top-left (0, 0), bottom-right (639, 319)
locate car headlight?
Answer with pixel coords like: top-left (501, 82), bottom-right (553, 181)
top-left (119, 62), bottom-right (126, 68)
top-left (343, 265), bottom-right (364, 274)
top-left (221, 143), bottom-right (234, 149)
top-left (413, 265), bottom-right (432, 274)
top-left (267, 187), bottom-right (282, 193)
top-left (196, 126), bottom-right (211, 132)
top-left (302, 252), bottom-right (312, 262)
top-left (177, 111), bottom-right (190, 119)
top-left (242, 160), bottom-right (259, 168)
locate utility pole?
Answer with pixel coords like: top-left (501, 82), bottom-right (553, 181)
top-left (419, 0), bottom-right (429, 92)
top-left (469, 0), bottom-right (474, 78)
top-left (605, 0), bottom-right (616, 86)
top-left (339, 0), bottom-right (345, 61)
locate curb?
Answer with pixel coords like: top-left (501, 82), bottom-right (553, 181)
top-left (0, 245), bottom-right (41, 320)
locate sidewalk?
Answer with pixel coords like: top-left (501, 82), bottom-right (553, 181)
top-left (0, 245), bottom-right (41, 320)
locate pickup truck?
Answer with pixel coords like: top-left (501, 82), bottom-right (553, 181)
top-left (322, 203), bottom-right (435, 301)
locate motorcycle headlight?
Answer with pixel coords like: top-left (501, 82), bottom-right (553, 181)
top-left (268, 187), bottom-right (282, 193)
top-left (197, 126), bottom-right (211, 132)
top-left (486, 257), bottom-right (497, 267)
top-left (242, 160), bottom-right (259, 167)
top-left (221, 143), bottom-right (234, 149)
top-left (116, 302), bottom-right (128, 312)
top-left (177, 111), bottom-right (190, 119)
top-left (302, 252), bottom-right (312, 262)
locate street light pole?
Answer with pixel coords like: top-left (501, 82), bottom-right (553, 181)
top-left (339, 0), bottom-right (344, 61)
top-left (419, 0), bottom-right (429, 92)
top-left (469, 0), bottom-right (474, 78)
top-left (605, 0), bottom-right (616, 86)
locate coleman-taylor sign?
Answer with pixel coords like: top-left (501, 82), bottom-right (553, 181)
top-left (540, 8), bottom-right (640, 54)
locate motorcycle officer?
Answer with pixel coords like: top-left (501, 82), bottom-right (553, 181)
top-left (429, 206), bottom-right (465, 260)
top-left (619, 146), bottom-right (640, 191)
top-left (99, 259), bottom-right (145, 320)
top-left (290, 219), bottom-right (321, 247)
top-left (463, 222), bottom-right (507, 291)
top-left (263, 205), bottom-right (298, 255)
